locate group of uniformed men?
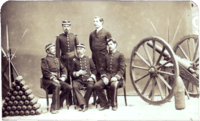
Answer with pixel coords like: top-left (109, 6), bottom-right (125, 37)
top-left (41, 16), bottom-right (126, 114)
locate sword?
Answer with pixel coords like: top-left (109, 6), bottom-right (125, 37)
top-left (6, 24), bottom-right (12, 89)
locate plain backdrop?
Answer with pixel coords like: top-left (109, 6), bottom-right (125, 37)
top-left (1, 1), bottom-right (197, 98)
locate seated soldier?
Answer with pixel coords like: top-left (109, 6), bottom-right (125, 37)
top-left (94, 38), bottom-right (125, 111)
top-left (72, 43), bottom-right (97, 112)
top-left (41, 43), bottom-right (72, 114)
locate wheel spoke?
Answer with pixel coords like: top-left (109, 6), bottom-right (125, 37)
top-left (151, 78), bottom-right (156, 101)
top-left (187, 39), bottom-right (192, 61)
top-left (153, 40), bottom-right (156, 65)
top-left (132, 65), bottom-right (149, 71)
top-left (157, 70), bottom-right (175, 76)
top-left (142, 77), bottom-right (152, 94)
top-left (193, 40), bottom-right (199, 61)
top-left (157, 59), bottom-right (172, 69)
top-left (135, 73), bottom-right (150, 83)
top-left (157, 74), bottom-right (172, 90)
top-left (165, 83), bottom-right (169, 96)
top-left (155, 77), bottom-right (164, 99)
top-left (178, 45), bottom-right (190, 60)
top-left (143, 43), bottom-right (153, 65)
top-left (135, 52), bottom-right (151, 67)
top-left (156, 46), bottom-right (166, 65)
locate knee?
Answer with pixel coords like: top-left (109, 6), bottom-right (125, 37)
top-left (87, 84), bottom-right (94, 90)
top-left (94, 83), bottom-right (100, 90)
top-left (111, 82), bottom-right (118, 89)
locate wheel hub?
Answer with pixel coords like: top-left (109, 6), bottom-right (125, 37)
top-left (149, 66), bottom-right (157, 77)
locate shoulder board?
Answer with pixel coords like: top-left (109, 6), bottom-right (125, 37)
top-left (41, 56), bottom-right (46, 60)
top-left (73, 58), bottom-right (76, 61)
top-left (71, 32), bottom-right (77, 36)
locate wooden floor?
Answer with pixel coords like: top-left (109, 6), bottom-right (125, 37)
top-left (2, 96), bottom-right (199, 120)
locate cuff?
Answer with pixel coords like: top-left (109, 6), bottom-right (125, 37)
top-left (73, 71), bottom-right (79, 77)
top-left (101, 74), bottom-right (107, 78)
top-left (50, 76), bottom-right (56, 80)
top-left (115, 74), bottom-right (121, 80)
top-left (90, 74), bottom-right (96, 81)
top-left (61, 74), bottom-right (67, 79)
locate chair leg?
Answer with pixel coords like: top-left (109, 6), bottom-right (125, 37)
top-left (123, 87), bottom-right (127, 106)
top-left (46, 90), bottom-right (49, 111)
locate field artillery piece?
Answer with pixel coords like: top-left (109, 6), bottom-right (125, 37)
top-left (130, 34), bottom-right (199, 105)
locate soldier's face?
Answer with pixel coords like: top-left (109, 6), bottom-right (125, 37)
top-left (62, 24), bottom-right (71, 33)
top-left (48, 46), bottom-right (56, 55)
top-left (77, 47), bottom-right (85, 55)
top-left (108, 41), bottom-right (117, 51)
top-left (94, 18), bottom-right (102, 29)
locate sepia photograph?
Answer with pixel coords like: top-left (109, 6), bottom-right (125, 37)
top-left (1, 0), bottom-right (199, 120)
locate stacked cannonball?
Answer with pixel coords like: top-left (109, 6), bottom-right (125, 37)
top-left (2, 76), bottom-right (42, 117)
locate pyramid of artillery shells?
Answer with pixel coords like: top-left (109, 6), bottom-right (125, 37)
top-left (2, 76), bottom-right (42, 117)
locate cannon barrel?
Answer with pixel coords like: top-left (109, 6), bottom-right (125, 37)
top-left (147, 41), bottom-right (193, 71)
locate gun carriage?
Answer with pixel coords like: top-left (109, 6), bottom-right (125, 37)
top-left (130, 34), bottom-right (199, 105)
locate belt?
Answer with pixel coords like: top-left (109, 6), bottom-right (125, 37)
top-left (61, 51), bottom-right (75, 58)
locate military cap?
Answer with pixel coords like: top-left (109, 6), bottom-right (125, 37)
top-left (76, 43), bottom-right (85, 48)
top-left (45, 43), bottom-right (55, 51)
top-left (107, 38), bottom-right (117, 45)
top-left (62, 20), bottom-right (71, 25)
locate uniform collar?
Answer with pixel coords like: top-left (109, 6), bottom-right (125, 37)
top-left (47, 54), bottom-right (55, 57)
top-left (109, 49), bottom-right (117, 54)
top-left (77, 54), bottom-right (85, 59)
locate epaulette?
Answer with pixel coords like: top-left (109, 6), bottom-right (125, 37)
top-left (71, 32), bottom-right (77, 36)
top-left (73, 58), bottom-right (76, 61)
top-left (41, 56), bottom-right (46, 60)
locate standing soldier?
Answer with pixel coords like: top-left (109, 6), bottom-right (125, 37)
top-left (56, 20), bottom-right (79, 107)
top-left (72, 43), bottom-right (97, 112)
top-left (41, 43), bottom-right (72, 114)
top-left (89, 16), bottom-right (112, 105)
top-left (94, 39), bottom-right (126, 111)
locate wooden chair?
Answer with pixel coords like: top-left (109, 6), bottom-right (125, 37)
top-left (96, 64), bottom-right (127, 108)
top-left (40, 78), bottom-right (52, 111)
top-left (40, 77), bottom-right (74, 111)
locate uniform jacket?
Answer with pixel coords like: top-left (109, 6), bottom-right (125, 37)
top-left (89, 28), bottom-right (112, 72)
top-left (41, 54), bottom-right (67, 89)
top-left (56, 32), bottom-right (79, 59)
top-left (72, 55), bottom-right (97, 82)
top-left (100, 50), bottom-right (125, 80)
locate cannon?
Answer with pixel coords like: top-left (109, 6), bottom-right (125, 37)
top-left (130, 34), bottom-right (199, 105)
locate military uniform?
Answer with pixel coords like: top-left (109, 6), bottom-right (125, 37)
top-left (41, 54), bottom-right (72, 111)
top-left (72, 55), bottom-right (97, 107)
top-left (94, 50), bottom-right (125, 107)
top-left (56, 31), bottom-right (79, 105)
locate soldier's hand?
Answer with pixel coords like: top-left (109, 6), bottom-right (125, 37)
top-left (78, 70), bottom-right (87, 75)
top-left (59, 77), bottom-right (65, 81)
top-left (103, 77), bottom-right (109, 85)
top-left (87, 77), bottom-right (94, 81)
top-left (111, 77), bottom-right (118, 82)
top-left (53, 79), bottom-right (60, 84)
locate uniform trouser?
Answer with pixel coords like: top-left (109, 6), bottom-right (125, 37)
top-left (94, 79), bottom-right (123, 107)
top-left (61, 55), bottom-right (74, 105)
top-left (47, 81), bottom-right (72, 111)
top-left (96, 72), bottom-right (111, 106)
top-left (73, 80), bottom-right (94, 106)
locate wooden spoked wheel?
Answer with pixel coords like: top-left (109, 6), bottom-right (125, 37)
top-left (130, 36), bottom-right (179, 105)
top-left (173, 34), bottom-right (199, 97)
